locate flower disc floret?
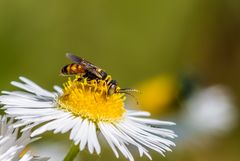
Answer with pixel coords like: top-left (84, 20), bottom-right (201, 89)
top-left (58, 77), bottom-right (126, 122)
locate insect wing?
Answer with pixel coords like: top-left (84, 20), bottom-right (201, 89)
top-left (66, 53), bottom-right (106, 79)
top-left (66, 53), bottom-right (83, 64)
top-left (66, 53), bottom-right (95, 68)
top-left (87, 67), bottom-right (103, 78)
top-left (66, 53), bottom-right (93, 70)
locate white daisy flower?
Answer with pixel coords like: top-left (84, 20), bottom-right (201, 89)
top-left (181, 85), bottom-right (237, 135)
top-left (0, 76), bottom-right (177, 161)
top-left (0, 115), bottom-right (49, 161)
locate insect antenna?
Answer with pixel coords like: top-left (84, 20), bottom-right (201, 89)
top-left (118, 88), bottom-right (142, 94)
top-left (117, 88), bottom-right (141, 105)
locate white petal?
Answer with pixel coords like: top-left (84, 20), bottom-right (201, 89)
top-left (99, 122), bottom-right (119, 158)
top-left (87, 122), bottom-right (94, 154)
top-left (0, 116), bottom-right (48, 160)
top-left (53, 85), bottom-right (63, 95)
top-left (70, 118), bottom-right (83, 141)
top-left (101, 123), bottom-right (134, 161)
top-left (79, 119), bottom-right (89, 151)
top-left (19, 76), bottom-right (55, 98)
top-left (128, 117), bottom-right (176, 126)
top-left (59, 116), bottom-right (78, 134)
top-left (73, 119), bottom-right (88, 148)
top-left (90, 122), bottom-right (101, 154)
top-left (108, 124), bottom-right (151, 160)
top-left (126, 111), bottom-right (151, 117)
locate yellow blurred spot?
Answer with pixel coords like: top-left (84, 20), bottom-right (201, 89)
top-left (137, 75), bottom-right (178, 114)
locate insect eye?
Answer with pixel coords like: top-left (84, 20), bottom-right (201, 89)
top-left (108, 84), bottom-right (116, 95)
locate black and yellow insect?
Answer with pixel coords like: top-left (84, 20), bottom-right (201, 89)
top-left (61, 53), bottom-right (107, 80)
top-left (61, 53), bottom-right (139, 100)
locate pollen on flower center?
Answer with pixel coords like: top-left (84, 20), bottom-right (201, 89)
top-left (57, 77), bottom-right (126, 122)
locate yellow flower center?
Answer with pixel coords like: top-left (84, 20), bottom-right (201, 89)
top-left (57, 76), bottom-right (126, 123)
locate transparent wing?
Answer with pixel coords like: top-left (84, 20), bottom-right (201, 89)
top-left (66, 53), bottom-right (105, 78)
top-left (66, 53), bottom-right (83, 64)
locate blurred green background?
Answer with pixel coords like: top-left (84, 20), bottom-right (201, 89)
top-left (0, 0), bottom-right (240, 161)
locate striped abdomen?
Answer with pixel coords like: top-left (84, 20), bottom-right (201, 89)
top-left (61, 63), bottom-right (86, 75)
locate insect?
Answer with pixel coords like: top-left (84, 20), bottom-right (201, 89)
top-left (61, 53), bottom-right (108, 80)
top-left (61, 53), bottom-right (140, 102)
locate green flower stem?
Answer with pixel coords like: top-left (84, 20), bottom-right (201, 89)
top-left (63, 143), bottom-right (79, 161)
